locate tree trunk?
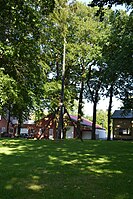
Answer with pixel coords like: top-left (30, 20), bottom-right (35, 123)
top-left (76, 63), bottom-right (85, 141)
top-left (77, 86), bottom-right (84, 140)
top-left (107, 84), bottom-right (113, 140)
top-left (6, 109), bottom-right (11, 134)
top-left (57, 37), bottom-right (66, 139)
top-left (56, 53), bottom-right (60, 80)
top-left (92, 100), bottom-right (97, 140)
top-left (17, 116), bottom-right (23, 135)
top-left (57, 105), bottom-right (64, 139)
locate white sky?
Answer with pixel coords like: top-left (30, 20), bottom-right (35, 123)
top-left (78, 0), bottom-right (127, 11)
top-left (83, 98), bottom-right (122, 116)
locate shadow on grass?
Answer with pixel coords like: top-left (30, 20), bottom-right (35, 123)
top-left (0, 139), bottom-right (133, 199)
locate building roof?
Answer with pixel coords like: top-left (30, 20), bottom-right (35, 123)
top-left (36, 114), bottom-right (104, 130)
top-left (111, 110), bottom-right (133, 119)
top-left (23, 120), bottom-right (35, 125)
top-left (70, 115), bottom-right (104, 129)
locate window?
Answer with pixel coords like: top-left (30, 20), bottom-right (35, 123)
top-left (2, 127), bottom-right (6, 132)
top-left (119, 128), bottom-right (131, 135)
top-left (9, 128), bottom-right (14, 133)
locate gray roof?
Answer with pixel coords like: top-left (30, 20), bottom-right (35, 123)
top-left (111, 110), bottom-right (133, 119)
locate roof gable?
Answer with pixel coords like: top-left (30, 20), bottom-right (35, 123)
top-left (111, 110), bottom-right (133, 119)
top-left (70, 115), bottom-right (103, 129)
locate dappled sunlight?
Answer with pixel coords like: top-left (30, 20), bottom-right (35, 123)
top-left (48, 155), bottom-right (58, 161)
top-left (0, 146), bottom-right (16, 155)
top-left (46, 146), bottom-right (124, 176)
top-left (5, 184), bottom-right (13, 190)
top-left (60, 158), bottom-right (80, 165)
top-left (31, 175), bottom-right (40, 180)
top-left (94, 157), bottom-right (110, 164)
top-left (89, 167), bottom-right (123, 174)
top-left (27, 184), bottom-right (44, 191)
top-left (27, 175), bottom-right (45, 192)
top-left (56, 147), bottom-right (68, 152)
top-left (85, 156), bottom-right (123, 174)
top-left (4, 177), bottom-right (18, 190)
top-left (114, 193), bottom-right (130, 199)
top-left (0, 139), bottom-right (34, 155)
top-left (0, 144), bottom-right (32, 155)
top-left (0, 139), bottom-right (133, 199)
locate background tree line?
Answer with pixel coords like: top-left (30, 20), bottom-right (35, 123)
top-left (0, 0), bottom-right (132, 139)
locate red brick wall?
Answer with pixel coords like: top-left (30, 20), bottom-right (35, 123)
top-left (0, 118), bottom-right (7, 132)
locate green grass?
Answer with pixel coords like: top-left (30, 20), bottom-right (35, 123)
top-left (0, 139), bottom-right (133, 199)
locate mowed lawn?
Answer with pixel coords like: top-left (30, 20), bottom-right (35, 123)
top-left (0, 139), bottom-right (133, 199)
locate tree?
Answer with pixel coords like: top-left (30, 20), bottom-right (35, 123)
top-left (89, 0), bottom-right (133, 8)
top-left (87, 66), bottom-right (101, 139)
top-left (85, 109), bottom-right (108, 130)
top-left (96, 109), bottom-right (108, 130)
top-left (40, 1), bottom-right (109, 139)
top-left (84, 8), bottom-right (112, 139)
top-left (0, 70), bottom-right (18, 133)
top-left (0, 0), bottom-right (55, 123)
top-left (66, 2), bottom-right (108, 139)
top-left (101, 10), bottom-right (133, 139)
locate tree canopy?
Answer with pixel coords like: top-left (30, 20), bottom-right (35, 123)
top-left (0, 0), bottom-right (132, 138)
top-left (90, 0), bottom-right (133, 7)
top-left (0, 0), bottom-right (55, 121)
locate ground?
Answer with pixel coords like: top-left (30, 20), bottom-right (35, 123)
top-left (0, 139), bottom-right (133, 199)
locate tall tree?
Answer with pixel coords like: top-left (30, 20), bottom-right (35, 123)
top-left (0, 0), bottom-right (55, 122)
top-left (66, 2), bottom-right (107, 139)
top-left (101, 10), bottom-right (133, 139)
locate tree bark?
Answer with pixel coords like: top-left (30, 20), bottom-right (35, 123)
top-left (17, 117), bottom-right (22, 135)
top-left (76, 62), bottom-right (85, 141)
top-left (92, 100), bottom-right (97, 140)
top-left (56, 53), bottom-right (60, 80)
top-left (107, 84), bottom-right (113, 140)
top-left (77, 83), bottom-right (83, 140)
top-left (57, 105), bottom-right (64, 139)
top-left (6, 108), bottom-right (11, 134)
top-left (57, 37), bottom-right (66, 139)
top-left (91, 87), bottom-right (99, 140)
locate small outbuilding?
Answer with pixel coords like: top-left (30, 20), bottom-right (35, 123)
top-left (112, 110), bottom-right (133, 140)
top-left (68, 115), bottom-right (106, 140)
top-left (35, 114), bottom-right (106, 140)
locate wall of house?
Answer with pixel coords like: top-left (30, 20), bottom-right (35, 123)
top-left (96, 129), bottom-right (107, 140)
top-left (82, 130), bottom-right (92, 139)
top-left (0, 118), bottom-right (7, 133)
top-left (0, 117), bottom-right (15, 137)
top-left (66, 126), bottom-right (74, 139)
top-left (113, 118), bottom-right (133, 140)
top-left (65, 126), bottom-right (106, 140)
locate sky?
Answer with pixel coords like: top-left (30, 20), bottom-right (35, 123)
top-left (78, 0), bottom-right (127, 11)
top-left (83, 98), bottom-right (122, 116)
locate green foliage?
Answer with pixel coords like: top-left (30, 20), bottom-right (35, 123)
top-left (0, 0), bottom-right (55, 120)
top-left (0, 70), bottom-right (18, 110)
top-left (43, 81), bottom-right (61, 111)
top-left (85, 109), bottom-right (108, 130)
top-left (0, 0), bottom-right (132, 121)
top-left (102, 10), bottom-right (133, 108)
top-left (96, 109), bottom-right (108, 129)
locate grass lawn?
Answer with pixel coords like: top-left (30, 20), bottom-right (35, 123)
top-left (0, 139), bottom-right (133, 199)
